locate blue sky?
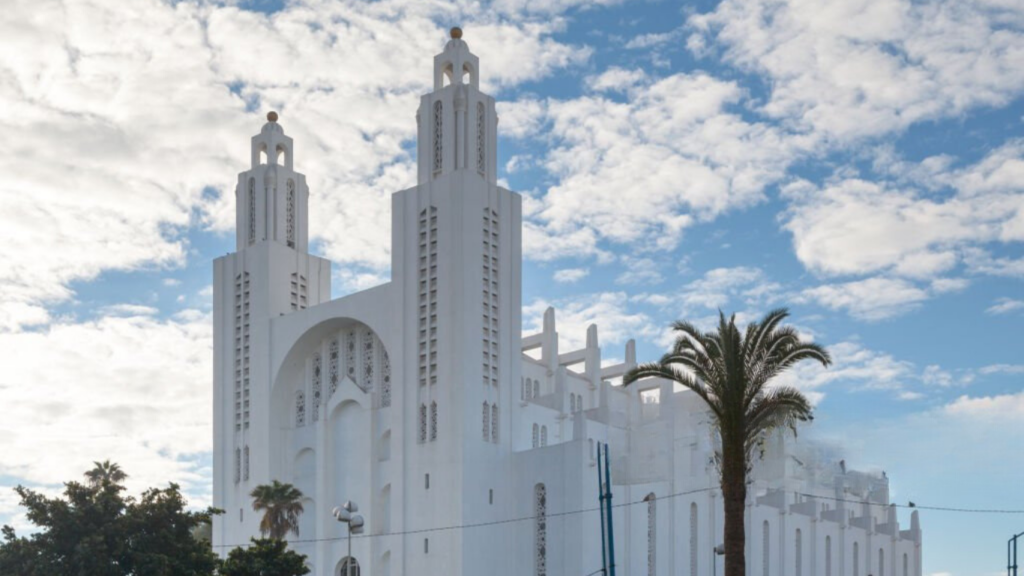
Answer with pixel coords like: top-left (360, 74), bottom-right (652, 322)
top-left (0, 0), bottom-right (1022, 574)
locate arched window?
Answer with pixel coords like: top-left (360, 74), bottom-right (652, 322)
top-left (533, 380), bottom-right (540, 398)
top-left (690, 503), bottom-right (698, 576)
top-left (795, 528), bottom-right (802, 576)
top-left (569, 393), bottom-right (575, 413)
top-left (879, 548), bottom-right (885, 576)
top-left (645, 493), bottom-right (656, 576)
top-left (243, 446), bottom-right (249, 481)
top-left (418, 404), bottom-right (427, 443)
top-left (903, 553), bottom-right (908, 576)
top-left (532, 423), bottom-right (539, 448)
top-left (286, 179), bottom-right (295, 248)
top-left (492, 404), bottom-right (499, 442)
top-left (247, 178), bottom-right (256, 244)
top-left (762, 520), bottom-right (770, 576)
top-left (853, 542), bottom-right (859, 576)
top-left (433, 101), bottom-right (443, 174)
top-left (338, 556), bottom-right (360, 576)
top-left (540, 426), bottom-right (547, 447)
top-left (825, 535), bottom-right (832, 576)
top-left (483, 402), bottom-right (490, 441)
top-left (430, 401), bottom-right (438, 441)
top-left (535, 484), bottom-right (547, 576)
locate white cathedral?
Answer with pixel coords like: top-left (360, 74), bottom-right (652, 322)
top-left (212, 29), bottom-right (923, 576)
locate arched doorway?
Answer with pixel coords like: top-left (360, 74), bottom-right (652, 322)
top-left (337, 556), bottom-right (360, 576)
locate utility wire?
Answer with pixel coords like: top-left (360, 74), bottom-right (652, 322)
top-left (211, 486), bottom-right (714, 549)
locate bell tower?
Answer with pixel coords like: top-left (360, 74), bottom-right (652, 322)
top-left (391, 27), bottom-right (522, 576)
top-left (212, 112), bottom-right (331, 548)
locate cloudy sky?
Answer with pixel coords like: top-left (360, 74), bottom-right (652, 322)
top-left (0, 0), bottom-right (1022, 573)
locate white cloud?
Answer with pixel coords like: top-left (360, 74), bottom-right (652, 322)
top-left (986, 297), bottom-right (1024, 314)
top-left (0, 0), bottom-right (594, 323)
top-left (523, 292), bottom-right (656, 351)
top-left (945, 391), bottom-right (1024, 420)
top-left (0, 310), bottom-right (213, 501)
top-left (801, 277), bottom-right (930, 321)
top-left (689, 0), bottom-right (1024, 142)
top-left (553, 267), bottom-right (589, 283)
top-left (615, 257), bottom-right (663, 286)
top-left (979, 364), bottom-right (1024, 375)
top-left (585, 67), bottom-right (646, 92)
top-left (773, 341), bottom-right (917, 402)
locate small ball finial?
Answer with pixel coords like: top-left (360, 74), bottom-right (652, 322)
top-left (450, 27), bottom-right (462, 39)
top-left (267, 111), bottom-right (279, 123)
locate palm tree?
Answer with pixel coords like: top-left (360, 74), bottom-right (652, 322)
top-left (84, 460), bottom-right (127, 487)
top-left (250, 480), bottom-right (305, 540)
top-left (624, 309), bottom-right (830, 576)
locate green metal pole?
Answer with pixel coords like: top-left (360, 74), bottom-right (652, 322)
top-left (604, 443), bottom-right (617, 576)
top-left (598, 443), bottom-right (607, 575)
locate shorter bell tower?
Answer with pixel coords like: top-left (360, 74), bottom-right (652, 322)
top-left (212, 112), bottom-right (331, 548)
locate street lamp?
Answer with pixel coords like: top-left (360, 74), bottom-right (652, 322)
top-left (712, 544), bottom-right (725, 576)
top-left (332, 501), bottom-right (364, 576)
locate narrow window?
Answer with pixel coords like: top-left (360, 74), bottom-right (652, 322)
top-left (243, 446), bottom-right (249, 481)
top-left (535, 484), bottom-right (547, 576)
top-left (532, 423), bottom-right (539, 448)
top-left (491, 404), bottom-right (499, 442)
top-left (533, 380), bottom-right (540, 398)
top-left (483, 402), bottom-right (490, 441)
top-left (795, 528), bottom-right (802, 576)
top-left (381, 351), bottom-right (391, 407)
top-left (489, 489), bottom-right (494, 504)
top-left (689, 503), bottom-right (698, 576)
top-left (540, 426), bottom-right (547, 447)
top-left (903, 553), bottom-right (908, 576)
top-left (312, 353), bottom-right (322, 422)
top-left (425, 473), bottom-right (430, 489)
top-left (234, 448), bottom-right (240, 484)
top-left (826, 536), bottom-right (832, 576)
top-left (762, 521), bottom-right (770, 576)
top-left (424, 538), bottom-right (429, 554)
top-left (853, 542), bottom-right (859, 576)
top-left (879, 548), bottom-right (885, 576)
top-left (645, 494), bottom-right (656, 576)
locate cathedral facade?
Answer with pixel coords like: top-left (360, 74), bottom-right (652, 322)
top-left (212, 30), bottom-right (923, 576)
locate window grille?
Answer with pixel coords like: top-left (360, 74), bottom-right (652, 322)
top-left (535, 484), bottom-right (547, 576)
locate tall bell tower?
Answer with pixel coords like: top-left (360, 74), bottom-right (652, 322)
top-left (212, 112), bottom-right (332, 547)
top-left (390, 27), bottom-right (523, 576)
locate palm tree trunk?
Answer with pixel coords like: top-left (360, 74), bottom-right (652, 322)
top-left (722, 442), bottom-right (747, 576)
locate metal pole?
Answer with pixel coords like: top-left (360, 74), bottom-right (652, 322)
top-left (598, 443), bottom-right (608, 575)
top-left (347, 524), bottom-right (352, 576)
top-left (604, 443), bottom-right (617, 576)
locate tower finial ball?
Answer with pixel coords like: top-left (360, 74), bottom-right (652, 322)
top-left (267, 111), bottom-right (279, 122)
top-left (450, 27), bottom-right (462, 39)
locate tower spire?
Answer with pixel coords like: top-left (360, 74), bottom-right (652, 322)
top-left (418, 27), bottom-right (496, 184)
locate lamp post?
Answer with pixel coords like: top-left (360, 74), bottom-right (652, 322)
top-left (332, 501), bottom-right (364, 576)
top-left (712, 543), bottom-right (725, 576)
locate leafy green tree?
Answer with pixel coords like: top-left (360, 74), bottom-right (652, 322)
top-left (0, 464), bottom-right (219, 576)
top-left (249, 480), bottom-right (305, 540)
top-left (219, 538), bottom-right (310, 576)
top-left (624, 309), bottom-right (830, 576)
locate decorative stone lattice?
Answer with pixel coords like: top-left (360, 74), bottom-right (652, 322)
top-left (381, 352), bottom-right (391, 407)
top-left (286, 179), bottom-right (295, 248)
top-left (329, 339), bottom-right (339, 399)
top-left (535, 484), bottom-right (547, 576)
top-left (362, 329), bottom-right (374, 391)
top-left (312, 353), bottom-right (322, 422)
top-left (433, 101), bottom-right (443, 173)
top-left (476, 102), bottom-right (485, 173)
top-left (247, 178), bottom-right (255, 244)
top-left (295, 390), bottom-right (306, 427)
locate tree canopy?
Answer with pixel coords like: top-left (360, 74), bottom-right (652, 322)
top-left (219, 538), bottom-right (310, 576)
